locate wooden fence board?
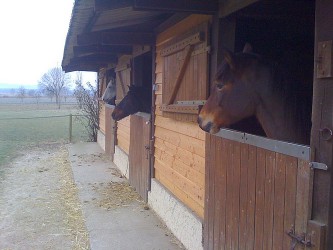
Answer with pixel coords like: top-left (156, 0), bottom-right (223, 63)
top-left (239, 143), bottom-right (249, 250)
top-left (246, 145), bottom-right (257, 250)
top-left (283, 156), bottom-right (297, 249)
top-left (219, 139), bottom-right (228, 250)
top-left (231, 142), bottom-right (241, 250)
top-left (263, 151), bottom-right (276, 250)
top-left (254, 147), bottom-right (266, 250)
top-left (295, 159), bottom-right (313, 250)
top-left (272, 153), bottom-right (287, 250)
top-left (225, 140), bottom-right (233, 250)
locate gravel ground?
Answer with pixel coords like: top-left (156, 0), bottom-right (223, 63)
top-left (0, 144), bottom-right (90, 250)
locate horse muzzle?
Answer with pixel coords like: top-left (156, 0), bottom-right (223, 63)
top-left (197, 116), bottom-right (219, 134)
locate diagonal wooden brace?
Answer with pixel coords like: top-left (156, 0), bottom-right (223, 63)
top-left (167, 44), bottom-right (194, 105)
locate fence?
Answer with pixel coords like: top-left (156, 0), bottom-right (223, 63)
top-left (0, 114), bottom-right (90, 166)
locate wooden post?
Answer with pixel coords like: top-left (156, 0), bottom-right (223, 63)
top-left (69, 114), bottom-right (73, 143)
top-left (311, 1), bottom-right (333, 248)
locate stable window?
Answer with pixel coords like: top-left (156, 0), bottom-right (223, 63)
top-left (160, 22), bottom-right (210, 122)
top-left (115, 55), bottom-right (131, 105)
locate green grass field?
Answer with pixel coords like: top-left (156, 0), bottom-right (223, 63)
top-left (0, 98), bottom-right (90, 168)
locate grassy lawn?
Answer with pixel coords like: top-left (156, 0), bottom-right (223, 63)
top-left (0, 98), bottom-right (90, 168)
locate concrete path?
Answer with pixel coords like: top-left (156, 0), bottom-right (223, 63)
top-left (68, 142), bottom-right (183, 250)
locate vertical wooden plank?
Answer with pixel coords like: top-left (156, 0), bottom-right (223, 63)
top-left (239, 143), bottom-right (249, 250)
top-left (231, 141), bottom-right (241, 250)
top-left (283, 156), bottom-right (297, 249)
top-left (219, 138), bottom-right (227, 249)
top-left (225, 140), bottom-right (233, 249)
top-left (204, 134), bottom-right (210, 250)
top-left (142, 116), bottom-right (150, 201)
top-left (246, 145), bottom-right (257, 250)
top-left (129, 115), bottom-right (150, 202)
top-left (272, 153), bottom-right (287, 250)
top-left (312, 4), bottom-right (333, 247)
top-left (295, 159), bottom-right (313, 250)
top-left (254, 148), bottom-right (266, 250)
top-left (213, 137), bottom-right (222, 250)
top-left (263, 151), bottom-right (276, 250)
top-left (205, 133), bottom-right (216, 250)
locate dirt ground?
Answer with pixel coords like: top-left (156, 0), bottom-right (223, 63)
top-left (0, 143), bottom-right (90, 250)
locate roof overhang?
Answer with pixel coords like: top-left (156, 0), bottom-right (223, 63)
top-left (62, 0), bottom-right (218, 72)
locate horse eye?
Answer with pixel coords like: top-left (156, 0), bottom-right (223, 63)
top-left (216, 82), bottom-right (224, 90)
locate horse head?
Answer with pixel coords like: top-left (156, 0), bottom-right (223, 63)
top-left (102, 79), bottom-right (116, 105)
top-left (198, 44), bottom-right (260, 134)
top-left (112, 85), bottom-right (151, 121)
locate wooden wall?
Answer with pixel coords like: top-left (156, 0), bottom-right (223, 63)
top-left (99, 103), bottom-right (106, 134)
top-left (154, 15), bottom-right (211, 219)
top-left (117, 116), bottom-right (130, 154)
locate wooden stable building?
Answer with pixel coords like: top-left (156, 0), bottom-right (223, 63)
top-left (62, 1), bottom-right (333, 249)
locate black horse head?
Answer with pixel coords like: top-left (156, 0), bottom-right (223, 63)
top-left (111, 85), bottom-right (151, 121)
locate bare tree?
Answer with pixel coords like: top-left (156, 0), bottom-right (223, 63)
top-left (73, 72), bottom-right (99, 141)
top-left (17, 86), bottom-right (26, 102)
top-left (38, 67), bottom-right (71, 109)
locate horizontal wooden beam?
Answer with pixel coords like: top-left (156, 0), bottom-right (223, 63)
top-left (63, 63), bottom-right (106, 73)
top-left (69, 54), bottom-right (117, 65)
top-left (73, 45), bottom-right (132, 57)
top-left (95, 0), bottom-right (133, 12)
top-left (133, 0), bottom-right (218, 14)
top-left (77, 31), bottom-right (155, 46)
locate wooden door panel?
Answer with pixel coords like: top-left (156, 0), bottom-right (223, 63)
top-left (204, 133), bottom-right (313, 249)
top-left (129, 114), bottom-right (150, 202)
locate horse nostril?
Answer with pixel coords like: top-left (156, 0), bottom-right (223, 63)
top-left (204, 122), bottom-right (212, 132)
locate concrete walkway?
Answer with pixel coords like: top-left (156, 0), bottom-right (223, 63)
top-left (68, 142), bottom-right (183, 250)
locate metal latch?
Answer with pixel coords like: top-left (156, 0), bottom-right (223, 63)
top-left (287, 228), bottom-right (313, 249)
top-left (309, 162), bottom-right (328, 170)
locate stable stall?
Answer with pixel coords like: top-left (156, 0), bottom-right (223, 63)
top-left (62, 1), bottom-right (333, 249)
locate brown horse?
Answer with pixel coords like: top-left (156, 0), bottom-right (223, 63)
top-left (111, 85), bottom-right (151, 121)
top-left (198, 44), bottom-right (312, 145)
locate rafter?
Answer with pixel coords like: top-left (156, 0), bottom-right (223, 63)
top-left (95, 0), bottom-right (133, 12)
top-left (63, 62), bottom-right (106, 73)
top-left (73, 45), bottom-right (132, 57)
top-left (69, 54), bottom-right (117, 65)
top-left (77, 31), bottom-right (155, 46)
top-left (133, 0), bottom-right (218, 14)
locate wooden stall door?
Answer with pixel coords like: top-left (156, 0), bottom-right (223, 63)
top-left (204, 133), bottom-right (315, 250)
top-left (105, 105), bottom-right (116, 160)
top-left (129, 114), bottom-right (151, 202)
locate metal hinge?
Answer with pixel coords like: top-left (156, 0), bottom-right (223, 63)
top-left (287, 228), bottom-right (313, 250)
top-left (149, 139), bottom-right (154, 155)
top-left (309, 162), bottom-right (328, 170)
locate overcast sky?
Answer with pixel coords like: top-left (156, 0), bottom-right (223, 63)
top-left (0, 0), bottom-right (96, 88)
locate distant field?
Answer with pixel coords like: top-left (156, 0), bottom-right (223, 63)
top-left (0, 97), bottom-right (90, 168)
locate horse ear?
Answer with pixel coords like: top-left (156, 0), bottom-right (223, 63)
top-left (243, 43), bottom-right (253, 53)
top-left (222, 49), bottom-right (235, 70)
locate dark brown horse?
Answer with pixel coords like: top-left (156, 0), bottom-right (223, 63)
top-left (198, 44), bottom-right (312, 144)
top-left (111, 85), bottom-right (151, 121)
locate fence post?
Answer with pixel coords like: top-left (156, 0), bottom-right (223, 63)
top-left (69, 114), bottom-right (73, 143)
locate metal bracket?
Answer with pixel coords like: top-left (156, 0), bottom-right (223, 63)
top-left (309, 162), bottom-right (328, 170)
top-left (287, 228), bottom-right (313, 249)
